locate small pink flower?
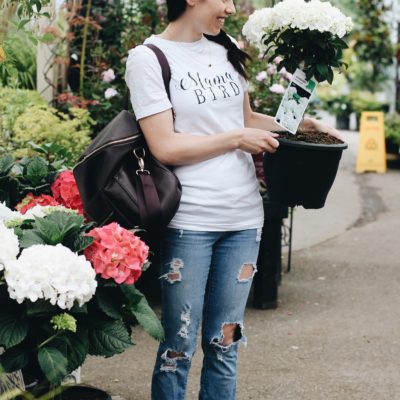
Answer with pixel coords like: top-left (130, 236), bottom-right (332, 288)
top-left (101, 68), bottom-right (115, 83)
top-left (269, 84), bottom-right (285, 94)
top-left (104, 88), bottom-right (118, 99)
top-left (273, 56), bottom-right (283, 65)
top-left (256, 71), bottom-right (267, 82)
top-left (267, 64), bottom-right (277, 75)
top-left (84, 222), bottom-right (149, 285)
top-left (51, 170), bottom-right (84, 215)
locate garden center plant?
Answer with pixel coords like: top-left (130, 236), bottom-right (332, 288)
top-left (0, 149), bottom-right (163, 394)
top-left (243, 0), bottom-right (353, 84)
top-left (242, 0), bottom-right (352, 209)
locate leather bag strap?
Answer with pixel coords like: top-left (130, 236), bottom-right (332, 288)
top-left (132, 44), bottom-right (173, 231)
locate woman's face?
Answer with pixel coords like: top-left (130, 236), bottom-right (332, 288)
top-left (189, 0), bottom-right (236, 36)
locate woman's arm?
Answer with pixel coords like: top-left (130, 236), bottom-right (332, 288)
top-left (138, 108), bottom-right (280, 166)
top-left (243, 92), bottom-right (343, 140)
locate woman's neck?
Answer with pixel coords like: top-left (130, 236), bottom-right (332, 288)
top-left (159, 21), bottom-right (203, 43)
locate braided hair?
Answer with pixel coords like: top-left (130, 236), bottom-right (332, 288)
top-left (166, 0), bottom-right (251, 80)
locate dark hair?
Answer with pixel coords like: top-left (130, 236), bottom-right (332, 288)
top-left (166, 0), bottom-right (251, 80)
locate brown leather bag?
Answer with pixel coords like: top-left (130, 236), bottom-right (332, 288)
top-left (73, 44), bottom-right (182, 231)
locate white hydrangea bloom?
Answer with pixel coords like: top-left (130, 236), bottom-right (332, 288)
top-left (243, 0), bottom-right (353, 48)
top-left (5, 244), bottom-right (97, 309)
top-left (0, 223), bottom-right (19, 271)
top-left (0, 202), bottom-right (21, 224)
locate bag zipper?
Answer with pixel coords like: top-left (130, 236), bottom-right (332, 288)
top-left (74, 134), bottom-right (142, 168)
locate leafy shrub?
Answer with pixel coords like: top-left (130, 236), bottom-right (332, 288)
top-left (384, 113), bottom-right (400, 147)
top-left (0, 27), bottom-right (37, 90)
top-left (0, 88), bottom-right (46, 139)
top-left (12, 106), bottom-right (93, 160)
top-left (319, 93), bottom-right (354, 117)
top-left (0, 154), bottom-right (63, 208)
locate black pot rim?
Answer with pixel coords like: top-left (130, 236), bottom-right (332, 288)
top-left (276, 137), bottom-right (348, 151)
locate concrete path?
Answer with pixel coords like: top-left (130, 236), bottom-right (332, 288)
top-left (83, 131), bottom-right (400, 400)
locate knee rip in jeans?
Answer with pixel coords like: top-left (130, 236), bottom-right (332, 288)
top-left (178, 308), bottom-right (191, 339)
top-left (237, 263), bottom-right (257, 283)
top-left (160, 349), bottom-right (190, 373)
top-left (160, 258), bottom-right (184, 284)
top-left (210, 322), bottom-right (246, 361)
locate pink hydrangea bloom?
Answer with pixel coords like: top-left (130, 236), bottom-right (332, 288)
top-left (273, 56), bottom-right (283, 65)
top-left (84, 222), bottom-right (149, 285)
top-left (104, 88), bottom-right (118, 99)
top-left (16, 193), bottom-right (59, 214)
top-left (101, 68), bottom-right (116, 83)
top-left (51, 170), bottom-right (84, 215)
top-left (269, 84), bottom-right (285, 94)
top-left (267, 64), bottom-right (277, 75)
top-left (256, 71), bottom-right (267, 82)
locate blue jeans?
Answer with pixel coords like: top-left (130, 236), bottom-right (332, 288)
top-left (151, 228), bottom-right (261, 400)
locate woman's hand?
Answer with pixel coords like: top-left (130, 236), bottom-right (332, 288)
top-left (237, 128), bottom-right (280, 154)
top-left (300, 117), bottom-right (344, 141)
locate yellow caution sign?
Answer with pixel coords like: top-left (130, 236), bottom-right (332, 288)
top-left (356, 111), bottom-right (386, 173)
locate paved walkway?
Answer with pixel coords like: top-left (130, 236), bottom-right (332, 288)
top-left (83, 131), bottom-right (400, 400)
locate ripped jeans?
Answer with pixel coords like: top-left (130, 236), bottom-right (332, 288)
top-left (151, 228), bottom-right (261, 400)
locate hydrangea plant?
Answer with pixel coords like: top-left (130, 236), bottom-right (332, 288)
top-left (243, 0), bottom-right (353, 84)
top-left (0, 205), bottom-right (163, 389)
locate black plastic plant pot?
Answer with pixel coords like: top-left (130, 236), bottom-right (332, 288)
top-left (263, 137), bottom-right (348, 209)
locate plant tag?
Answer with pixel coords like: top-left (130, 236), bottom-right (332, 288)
top-left (274, 69), bottom-right (318, 134)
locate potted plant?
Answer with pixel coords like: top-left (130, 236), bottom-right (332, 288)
top-left (384, 113), bottom-right (400, 168)
top-left (243, 0), bottom-right (353, 208)
top-left (0, 162), bottom-right (163, 399)
top-left (319, 93), bottom-right (354, 130)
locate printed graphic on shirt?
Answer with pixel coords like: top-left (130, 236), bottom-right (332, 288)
top-left (175, 70), bottom-right (242, 105)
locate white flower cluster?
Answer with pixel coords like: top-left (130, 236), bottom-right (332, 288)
top-left (5, 244), bottom-right (97, 309)
top-left (0, 202), bottom-right (21, 224)
top-left (243, 0), bottom-right (353, 50)
top-left (0, 223), bottom-right (19, 271)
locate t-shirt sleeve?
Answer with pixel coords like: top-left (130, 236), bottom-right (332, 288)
top-left (228, 35), bottom-right (250, 92)
top-left (124, 45), bottom-right (172, 120)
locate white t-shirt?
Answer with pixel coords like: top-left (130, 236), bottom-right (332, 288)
top-left (125, 34), bottom-right (263, 231)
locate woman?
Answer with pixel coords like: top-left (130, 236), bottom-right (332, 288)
top-left (125, 1), bottom-right (340, 399)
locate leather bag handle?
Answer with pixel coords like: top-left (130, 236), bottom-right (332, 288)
top-left (130, 44), bottom-right (174, 231)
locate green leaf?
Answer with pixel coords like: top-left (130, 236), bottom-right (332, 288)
top-left (19, 229), bottom-right (46, 248)
top-left (96, 288), bottom-right (123, 320)
top-left (52, 329), bottom-right (89, 373)
top-left (26, 300), bottom-right (57, 316)
top-left (0, 311), bottom-right (29, 348)
top-left (121, 286), bottom-right (164, 342)
top-left (33, 211), bottom-right (84, 245)
top-left (38, 347), bottom-right (68, 384)
top-left (17, 19), bottom-right (31, 30)
top-left (65, 234), bottom-right (93, 253)
top-left (88, 319), bottom-right (132, 357)
top-left (0, 346), bottom-right (29, 373)
top-left (327, 67), bottom-right (334, 85)
top-left (69, 303), bottom-right (88, 314)
top-left (0, 155), bottom-right (15, 176)
top-left (316, 64), bottom-right (328, 77)
top-left (131, 297), bottom-right (164, 342)
top-left (25, 157), bottom-right (48, 186)
top-left (39, 32), bottom-right (55, 43)
top-left (120, 284), bottom-right (144, 307)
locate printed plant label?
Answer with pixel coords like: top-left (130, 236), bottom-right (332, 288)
top-left (274, 69), bottom-right (318, 134)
